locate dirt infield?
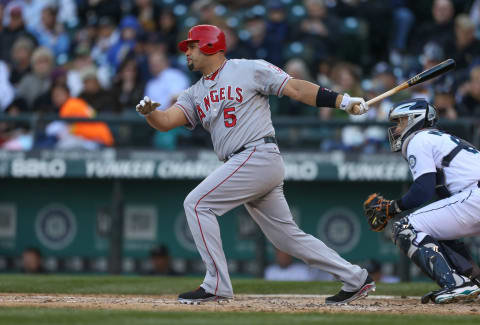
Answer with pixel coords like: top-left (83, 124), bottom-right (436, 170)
top-left (0, 293), bottom-right (479, 314)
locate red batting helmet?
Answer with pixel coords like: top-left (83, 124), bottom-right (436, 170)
top-left (178, 25), bottom-right (226, 55)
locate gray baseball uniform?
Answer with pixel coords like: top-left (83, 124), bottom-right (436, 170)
top-left (175, 59), bottom-right (367, 298)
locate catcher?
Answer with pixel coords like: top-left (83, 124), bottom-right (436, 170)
top-left (364, 98), bottom-right (480, 304)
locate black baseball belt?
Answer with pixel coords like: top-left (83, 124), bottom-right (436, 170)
top-left (224, 136), bottom-right (277, 162)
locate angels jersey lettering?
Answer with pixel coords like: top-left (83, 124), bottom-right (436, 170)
top-left (175, 59), bottom-right (291, 161)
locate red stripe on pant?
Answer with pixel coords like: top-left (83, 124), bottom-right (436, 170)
top-left (194, 147), bottom-right (257, 295)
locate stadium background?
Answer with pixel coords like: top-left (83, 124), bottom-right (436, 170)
top-left (1, 0), bottom-right (480, 283)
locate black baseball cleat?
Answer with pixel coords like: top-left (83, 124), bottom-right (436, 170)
top-left (325, 275), bottom-right (376, 305)
top-left (178, 286), bottom-right (228, 305)
top-left (421, 288), bottom-right (443, 304)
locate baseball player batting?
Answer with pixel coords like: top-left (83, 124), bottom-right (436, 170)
top-left (136, 24), bottom-right (374, 305)
top-left (364, 98), bottom-right (480, 304)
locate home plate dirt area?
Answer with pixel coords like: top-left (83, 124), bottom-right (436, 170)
top-left (0, 294), bottom-right (479, 315)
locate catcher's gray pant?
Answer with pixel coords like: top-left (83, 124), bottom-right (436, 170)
top-left (183, 142), bottom-right (368, 298)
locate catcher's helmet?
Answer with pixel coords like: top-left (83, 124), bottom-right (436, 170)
top-left (178, 25), bottom-right (226, 55)
top-left (388, 98), bottom-right (437, 152)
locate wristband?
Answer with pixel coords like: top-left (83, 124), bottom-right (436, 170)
top-left (339, 93), bottom-right (350, 111)
top-left (392, 200), bottom-right (403, 214)
top-left (316, 87), bottom-right (338, 108)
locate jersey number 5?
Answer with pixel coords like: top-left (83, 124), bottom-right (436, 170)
top-left (224, 107), bottom-right (237, 128)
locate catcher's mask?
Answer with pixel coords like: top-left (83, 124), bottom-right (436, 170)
top-left (388, 98), bottom-right (437, 152)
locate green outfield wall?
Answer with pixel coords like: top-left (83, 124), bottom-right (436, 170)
top-left (3, 149), bottom-right (478, 276)
top-left (0, 149), bottom-right (414, 273)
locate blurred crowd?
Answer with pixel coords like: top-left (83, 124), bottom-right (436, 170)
top-left (0, 0), bottom-right (480, 152)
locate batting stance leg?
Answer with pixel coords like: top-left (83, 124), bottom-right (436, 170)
top-left (245, 184), bottom-right (368, 292)
top-left (181, 143), bottom-right (369, 301)
top-left (182, 144), bottom-right (286, 299)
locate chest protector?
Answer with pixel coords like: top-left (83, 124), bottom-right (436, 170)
top-left (435, 137), bottom-right (478, 198)
top-left (402, 130), bottom-right (478, 199)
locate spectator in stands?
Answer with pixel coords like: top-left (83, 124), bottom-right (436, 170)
top-left (32, 67), bottom-right (69, 114)
top-left (156, 8), bottom-right (180, 58)
top-left (0, 3), bottom-right (4, 32)
top-left (0, 2), bottom-right (36, 63)
top-left (411, 42), bottom-right (446, 101)
top-left (0, 98), bottom-right (32, 150)
top-left (409, 0), bottom-right (456, 57)
top-left (370, 62), bottom-right (397, 108)
top-left (21, 247), bottom-right (46, 273)
top-left (469, 0), bottom-right (480, 27)
top-left (191, 0), bottom-right (224, 27)
top-left (112, 56), bottom-right (146, 112)
top-left (30, 4), bottom-right (70, 65)
top-left (91, 16), bottom-right (119, 73)
top-left (335, 0), bottom-right (392, 65)
top-left (71, 15), bottom-right (99, 61)
top-left (16, 46), bottom-right (55, 110)
top-left (243, 15), bottom-right (270, 62)
top-left (1, 0), bottom-right (479, 153)
top-left (265, 248), bottom-right (333, 281)
top-left (369, 62), bottom-right (410, 116)
top-left (296, 0), bottom-right (341, 64)
top-left (264, 0), bottom-right (290, 67)
top-left (453, 14), bottom-right (480, 73)
top-left (131, 0), bottom-right (161, 33)
top-left (79, 66), bottom-right (117, 113)
top-left (21, 0), bottom-right (49, 31)
top-left (0, 60), bottom-right (15, 111)
top-left (144, 50), bottom-right (189, 110)
top-left (223, 26), bottom-right (250, 60)
top-left (107, 15), bottom-right (142, 72)
top-left (130, 26), bottom-right (158, 81)
top-left (44, 84), bottom-right (114, 149)
top-left (389, 0), bottom-right (415, 66)
top-left (77, 0), bottom-right (123, 26)
top-left (146, 244), bottom-right (179, 276)
top-left (433, 78), bottom-right (457, 120)
top-left (9, 37), bottom-right (34, 86)
top-left (457, 65), bottom-right (480, 118)
top-left (21, 0), bottom-right (79, 32)
top-left (434, 87), bottom-right (458, 120)
top-left (68, 44), bottom-right (110, 97)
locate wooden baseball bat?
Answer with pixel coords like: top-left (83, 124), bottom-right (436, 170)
top-left (366, 59), bottom-right (456, 106)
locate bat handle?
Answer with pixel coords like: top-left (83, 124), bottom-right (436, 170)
top-left (366, 83), bottom-right (409, 106)
top-left (367, 93), bottom-right (389, 106)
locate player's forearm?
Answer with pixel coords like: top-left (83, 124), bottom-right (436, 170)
top-left (284, 79), bottom-right (341, 108)
top-left (145, 110), bottom-right (171, 132)
top-left (396, 172), bottom-right (436, 211)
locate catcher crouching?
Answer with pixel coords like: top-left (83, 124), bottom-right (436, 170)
top-left (364, 99), bottom-right (480, 304)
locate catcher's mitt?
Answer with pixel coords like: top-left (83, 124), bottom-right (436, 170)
top-left (363, 193), bottom-right (396, 232)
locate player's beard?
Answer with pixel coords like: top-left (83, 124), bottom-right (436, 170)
top-left (187, 62), bottom-right (194, 71)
